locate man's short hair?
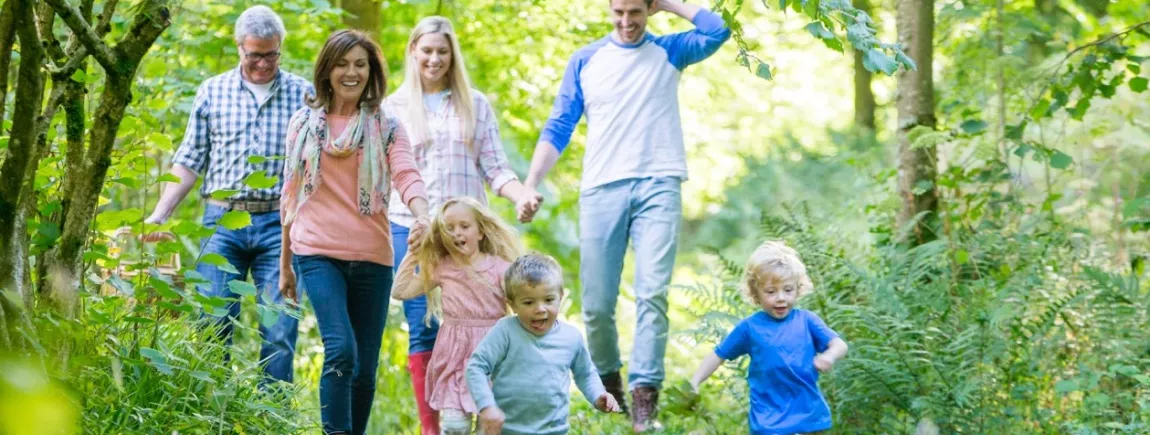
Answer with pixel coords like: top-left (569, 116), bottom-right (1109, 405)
top-left (234, 6), bottom-right (286, 44)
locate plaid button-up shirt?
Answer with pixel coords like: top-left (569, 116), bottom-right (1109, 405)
top-left (382, 89), bottom-right (519, 227)
top-left (172, 67), bottom-right (313, 201)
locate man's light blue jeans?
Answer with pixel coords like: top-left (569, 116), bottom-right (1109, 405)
top-left (579, 176), bottom-right (681, 389)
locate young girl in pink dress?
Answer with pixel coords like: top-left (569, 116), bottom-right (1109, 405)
top-left (392, 196), bottom-right (522, 434)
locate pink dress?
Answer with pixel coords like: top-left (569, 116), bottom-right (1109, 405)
top-left (425, 254), bottom-right (511, 412)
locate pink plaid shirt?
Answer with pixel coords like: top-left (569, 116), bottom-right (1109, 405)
top-left (383, 88), bottom-right (519, 227)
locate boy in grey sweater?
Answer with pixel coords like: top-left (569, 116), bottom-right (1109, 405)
top-left (466, 254), bottom-right (621, 434)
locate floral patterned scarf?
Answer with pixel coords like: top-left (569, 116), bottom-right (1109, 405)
top-left (282, 105), bottom-right (393, 224)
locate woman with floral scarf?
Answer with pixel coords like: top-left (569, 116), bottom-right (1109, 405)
top-left (278, 29), bottom-right (431, 435)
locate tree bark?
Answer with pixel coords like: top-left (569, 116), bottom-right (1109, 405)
top-left (340, 0), bottom-right (381, 40)
top-left (895, 0), bottom-right (938, 245)
top-left (853, 0), bottom-right (876, 131)
top-left (0, 0), bottom-right (17, 128)
top-left (49, 0), bottom-right (171, 286)
top-left (0, 0), bottom-right (47, 292)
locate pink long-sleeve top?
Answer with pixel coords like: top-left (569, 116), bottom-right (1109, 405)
top-left (286, 113), bottom-right (427, 266)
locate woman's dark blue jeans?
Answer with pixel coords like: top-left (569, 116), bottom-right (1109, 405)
top-left (294, 254), bottom-right (392, 435)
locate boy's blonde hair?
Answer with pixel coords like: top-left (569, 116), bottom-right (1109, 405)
top-left (503, 253), bottom-right (564, 302)
top-left (415, 197), bottom-right (523, 323)
top-left (741, 240), bottom-right (814, 304)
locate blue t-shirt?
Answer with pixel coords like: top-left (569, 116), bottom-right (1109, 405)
top-left (714, 309), bottom-right (840, 435)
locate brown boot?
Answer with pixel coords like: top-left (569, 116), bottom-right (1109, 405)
top-left (631, 386), bottom-right (662, 432)
top-left (600, 372), bottom-right (629, 416)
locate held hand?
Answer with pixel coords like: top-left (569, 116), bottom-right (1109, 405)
top-left (409, 215), bottom-right (431, 247)
top-left (279, 262), bottom-right (298, 304)
top-left (814, 354), bottom-right (836, 373)
top-left (478, 407), bottom-right (505, 434)
top-left (515, 189), bottom-right (543, 223)
top-left (596, 392), bottom-right (622, 413)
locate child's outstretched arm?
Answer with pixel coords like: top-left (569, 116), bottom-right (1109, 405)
top-left (814, 337), bottom-right (849, 373)
top-left (571, 338), bottom-right (620, 413)
top-left (391, 250), bottom-right (429, 300)
top-left (689, 352), bottom-right (724, 392)
top-left (466, 324), bottom-right (510, 433)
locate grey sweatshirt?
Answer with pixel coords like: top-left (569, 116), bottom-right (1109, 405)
top-left (466, 317), bottom-right (607, 435)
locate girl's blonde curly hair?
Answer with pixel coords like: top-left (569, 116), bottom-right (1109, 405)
top-left (741, 240), bottom-right (814, 305)
top-left (414, 197), bottom-right (523, 323)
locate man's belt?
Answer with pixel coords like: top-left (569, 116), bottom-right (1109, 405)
top-left (206, 199), bottom-right (280, 213)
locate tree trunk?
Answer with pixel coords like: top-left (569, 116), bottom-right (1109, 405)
top-left (48, 0), bottom-right (171, 290)
top-left (0, 0), bottom-right (47, 292)
top-left (340, 0), bottom-right (381, 40)
top-left (895, 0), bottom-right (938, 245)
top-left (0, 0), bottom-right (17, 127)
top-left (853, 0), bottom-right (876, 131)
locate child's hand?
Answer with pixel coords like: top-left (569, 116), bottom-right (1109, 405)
top-left (596, 392), bottom-right (621, 413)
top-left (814, 353), bottom-right (836, 373)
top-left (478, 406), bottom-right (505, 434)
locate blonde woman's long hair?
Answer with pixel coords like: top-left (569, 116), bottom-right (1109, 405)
top-left (415, 197), bottom-right (522, 323)
top-left (402, 16), bottom-right (476, 151)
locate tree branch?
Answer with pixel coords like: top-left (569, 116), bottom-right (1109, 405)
top-left (95, 0), bottom-right (118, 37)
top-left (1022, 20), bottom-right (1150, 123)
top-left (44, 0), bottom-right (116, 72)
top-left (111, 0), bottom-right (170, 65)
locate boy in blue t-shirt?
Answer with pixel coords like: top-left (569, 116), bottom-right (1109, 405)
top-left (689, 241), bottom-right (849, 435)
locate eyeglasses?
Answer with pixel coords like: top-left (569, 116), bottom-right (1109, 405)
top-left (241, 49), bottom-right (281, 64)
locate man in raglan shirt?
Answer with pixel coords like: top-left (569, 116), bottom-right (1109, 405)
top-left (522, 0), bottom-right (730, 431)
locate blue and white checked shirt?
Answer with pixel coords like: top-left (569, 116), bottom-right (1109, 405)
top-left (172, 67), bottom-right (313, 201)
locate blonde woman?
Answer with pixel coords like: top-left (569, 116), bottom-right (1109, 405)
top-left (382, 16), bottom-right (541, 434)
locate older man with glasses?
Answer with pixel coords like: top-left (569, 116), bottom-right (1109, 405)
top-left (145, 5), bottom-right (313, 384)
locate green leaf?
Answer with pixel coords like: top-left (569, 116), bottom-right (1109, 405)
top-left (960, 119), bottom-right (987, 135)
top-left (1069, 99), bottom-right (1091, 120)
top-left (1127, 63), bottom-right (1141, 74)
top-left (150, 275), bottom-right (180, 300)
top-left (258, 304), bottom-right (280, 329)
top-left (1054, 379), bottom-right (1077, 394)
top-left (247, 155), bottom-right (267, 165)
top-left (228, 280), bottom-right (258, 298)
top-left (1013, 143), bottom-right (1033, 158)
top-left (140, 348), bottom-right (173, 375)
top-left (70, 70), bottom-right (88, 83)
top-left (1005, 121), bottom-right (1026, 140)
top-left (1049, 150), bottom-right (1073, 169)
top-left (863, 49), bottom-right (898, 76)
top-left (210, 189), bottom-right (240, 200)
top-left (955, 250), bottom-right (969, 265)
top-left (218, 210), bottom-right (252, 230)
top-left (820, 37), bottom-right (843, 52)
top-left (1030, 99), bottom-right (1051, 119)
top-left (200, 253), bottom-right (240, 274)
top-left (157, 173), bottom-right (181, 183)
top-left (242, 170), bottom-right (278, 189)
top-left (147, 133), bottom-right (173, 151)
top-left (804, 21), bottom-right (834, 40)
top-left (755, 62), bottom-right (772, 81)
top-left (1130, 77), bottom-right (1148, 93)
top-left (913, 180), bottom-right (934, 195)
top-left (189, 371), bottom-right (214, 383)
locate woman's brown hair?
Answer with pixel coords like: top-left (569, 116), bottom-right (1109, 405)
top-left (308, 29), bottom-right (387, 109)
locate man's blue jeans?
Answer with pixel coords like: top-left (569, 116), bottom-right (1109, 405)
top-left (579, 177), bottom-right (682, 390)
top-left (390, 222), bottom-right (439, 355)
top-left (294, 254), bottom-right (393, 435)
top-left (196, 204), bottom-right (298, 383)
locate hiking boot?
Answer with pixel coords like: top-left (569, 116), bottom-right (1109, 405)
top-left (601, 372), bottom-right (629, 416)
top-left (631, 386), bottom-right (662, 432)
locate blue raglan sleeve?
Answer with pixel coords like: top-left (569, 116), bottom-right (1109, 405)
top-left (653, 8), bottom-right (732, 70)
top-left (538, 52), bottom-right (588, 153)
